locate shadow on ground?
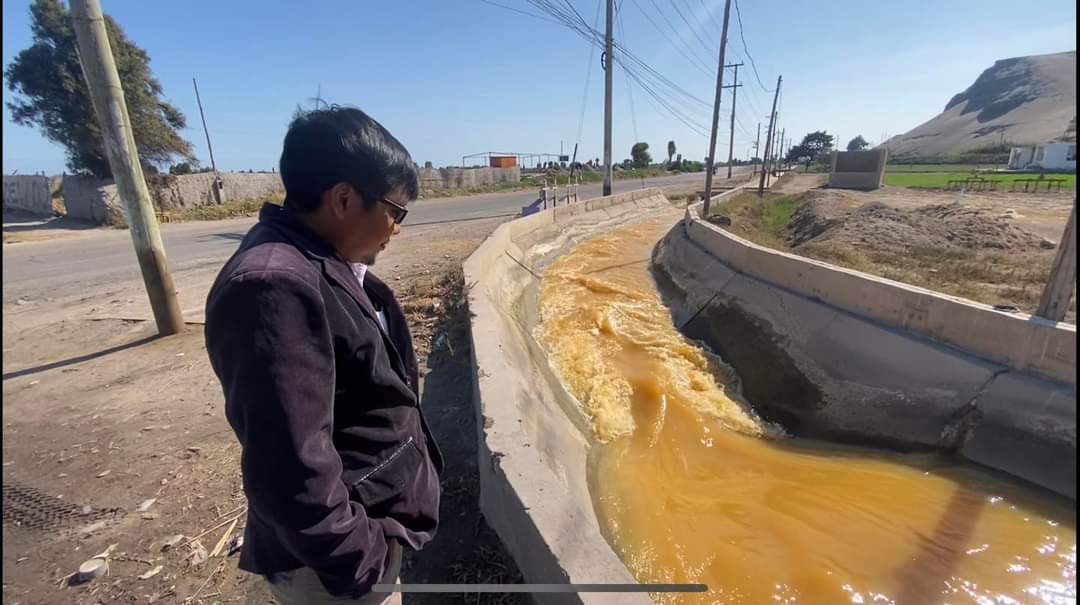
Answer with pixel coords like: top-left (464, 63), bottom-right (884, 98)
top-left (400, 270), bottom-right (527, 605)
top-left (2, 212), bottom-right (100, 233)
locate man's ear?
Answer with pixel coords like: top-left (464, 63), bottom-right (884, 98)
top-left (326, 182), bottom-right (353, 219)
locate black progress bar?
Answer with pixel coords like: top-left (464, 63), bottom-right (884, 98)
top-left (374, 584), bottom-right (709, 593)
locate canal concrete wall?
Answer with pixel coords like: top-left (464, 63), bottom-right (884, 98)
top-left (464, 188), bottom-right (674, 604)
top-left (653, 191), bottom-right (1075, 499)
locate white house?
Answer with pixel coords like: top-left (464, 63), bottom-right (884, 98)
top-left (1007, 142), bottom-right (1077, 171)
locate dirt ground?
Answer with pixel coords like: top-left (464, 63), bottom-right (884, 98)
top-left (1, 215), bottom-right (529, 605)
top-left (717, 176), bottom-right (1076, 322)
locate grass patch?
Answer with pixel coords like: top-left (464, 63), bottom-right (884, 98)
top-left (763, 194), bottom-right (801, 234)
top-left (884, 163), bottom-right (1000, 173)
top-left (884, 172), bottom-right (1076, 190)
top-left (709, 191), bottom-right (806, 248)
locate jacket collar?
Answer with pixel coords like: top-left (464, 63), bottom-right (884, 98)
top-left (259, 203), bottom-right (410, 380)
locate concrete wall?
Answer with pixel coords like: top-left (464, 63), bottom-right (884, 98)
top-left (683, 200), bottom-right (1075, 384)
top-left (418, 166), bottom-right (520, 191)
top-left (61, 172), bottom-right (284, 224)
top-left (464, 189), bottom-right (671, 604)
top-left (652, 194), bottom-right (1075, 498)
top-left (150, 172), bottom-right (283, 209)
top-left (3, 175), bottom-right (55, 216)
top-left (829, 149), bottom-right (887, 189)
top-left (62, 175), bottom-right (124, 224)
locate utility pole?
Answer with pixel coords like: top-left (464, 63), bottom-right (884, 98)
top-left (603, 0), bottom-right (614, 196)
top-left (1036, 198), bottom-right (1077, 321)
top-left (723, 63), bottom-right (743, 179)
top-left (192, 77), bottom-right (222, 204)
top-left (753, 122), bottom-right (760, 176)
top-left (757, 75), bottom-right (782, 196)
top-left (702, 0), bottom-right (733, 216)
top-left (778, 128), bottom-right (785, 172)
top-left (192, 79), bottom-right (217, 173)
top-left (71, 0), bottom-right (184, 335)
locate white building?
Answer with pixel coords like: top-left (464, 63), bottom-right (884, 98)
top-left (1007, 142), bottom-right (1077, 172)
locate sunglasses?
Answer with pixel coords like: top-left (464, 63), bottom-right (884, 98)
top-left (378, 196), bottom-right (409, 225)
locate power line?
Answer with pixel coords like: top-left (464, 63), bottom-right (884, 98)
top-left (666, 0), bottom-right (715, 59)
top-left (639, 0), bottom-right (717, 75)
top-left (476, 0), bottom-right (562, 25)
top-left (732, 0), bottom-right (773, 93)
top-left (575, 0), bottom-right (603, 147)
top-left (629, 0), bottom-right (714, 76)
top-left (519, 0), bottom-right (714, 135)
top-left (616, 6), bottom-right (640, 142)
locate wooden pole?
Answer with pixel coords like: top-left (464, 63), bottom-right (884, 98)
top-left (70, 0), bottom-right (184, 336)
top-left (602, 0), bottom-right (614, 196)
top-left (1036, 198), bottom-right (1076, 322)
top-left (192, 78), bottom-right (217, 172)
top-left (702, 0), bottom-right (733, 217)
top-left (724, 64), bottom-right (743, 179)
top-left (192, 77), bottom-right (222, 203)
top-left (757, 76), bottom-right (781, 196)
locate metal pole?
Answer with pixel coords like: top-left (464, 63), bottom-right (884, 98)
top-left (1036, 198), bottom-right (1077, 321)
top-left (757, 76), bottom-right (781, 196)
top-left (603, 0), bottom-right (614, 197)
top-left (702, 0), bottom-right (733, 216)
top-left (71, 0), bottom-right (184, 335)
top-left (726, 64), bottom-right (740, 179)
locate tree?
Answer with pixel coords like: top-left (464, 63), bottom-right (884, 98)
top-left (667, 140), bottom-right (676, 165)
top-left (846, 135), bottom-right (870, 151)
top-left (631, 142), bottom-right (651, 169)
top-left (5, 0), bottom-right (194, 178)
top-left (785, 131), bottom-right (835, 169)
top-left (169, 161), bottom-right (197, 175)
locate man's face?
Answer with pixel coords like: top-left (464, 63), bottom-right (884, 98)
top-left (338, 185), bottom-right (406, 265)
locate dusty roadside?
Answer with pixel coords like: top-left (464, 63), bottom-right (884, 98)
top-left (1, 176), bottom-right (745, 604)
top-left (1, 215), bottom-right (527, 605)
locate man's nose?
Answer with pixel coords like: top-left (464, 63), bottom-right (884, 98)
top-left (392, 223), bottom-right (401, 236)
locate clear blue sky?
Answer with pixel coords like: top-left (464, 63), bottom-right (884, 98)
top-left (2, 0), bottom-right (1076, 175)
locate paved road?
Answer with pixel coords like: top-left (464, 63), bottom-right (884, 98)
top-left (2, 170), bottom-right (739, 305)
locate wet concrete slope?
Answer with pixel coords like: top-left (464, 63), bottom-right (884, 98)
top-left (653, 193), bottom-right (1076, 499)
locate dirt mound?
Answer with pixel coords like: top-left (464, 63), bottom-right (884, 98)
top-left (789, 193), bottom-right (1057, 252)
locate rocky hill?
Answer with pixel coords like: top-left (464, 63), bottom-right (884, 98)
top-left (883, 51), bottom-right (1075, 158)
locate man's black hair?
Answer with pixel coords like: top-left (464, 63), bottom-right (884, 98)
top-left (279, 105), bottom-right (419, 212)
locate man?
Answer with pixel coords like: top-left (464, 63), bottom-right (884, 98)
top-left (205, 105), bottom-right (442, 604)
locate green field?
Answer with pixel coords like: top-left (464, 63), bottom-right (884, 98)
top-left (884, 163), bottom-right (1000, 173)
top-left (884, 171), bottom-right (1076, 190)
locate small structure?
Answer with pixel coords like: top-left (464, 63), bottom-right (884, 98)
top-left (489, 155), bottom-right (518, 168)
top-left (1007, 142), bottom-right (1077, 172)
top-left (829, 149), bottom-right (888, 190)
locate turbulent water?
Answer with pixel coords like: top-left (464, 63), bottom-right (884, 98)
top-left (537, 216), bottom-right (1076, 605)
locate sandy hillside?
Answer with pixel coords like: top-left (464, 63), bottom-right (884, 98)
top-left (884, 51), bottom-right (1076, 157)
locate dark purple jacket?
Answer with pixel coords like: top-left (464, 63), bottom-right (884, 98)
top-left (204, 203), bottom-right (442, 596)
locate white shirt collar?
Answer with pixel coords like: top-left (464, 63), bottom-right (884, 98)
top-left (351, 263), bottom-right (368, 288)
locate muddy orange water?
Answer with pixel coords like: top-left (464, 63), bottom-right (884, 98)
top-left (537, 216), bottom-right (1076, 604)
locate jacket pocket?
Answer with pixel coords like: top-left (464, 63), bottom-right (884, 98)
top-left (350, 437), bottom-right (421, 512)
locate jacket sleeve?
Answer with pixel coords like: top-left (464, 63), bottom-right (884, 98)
top-left (206, 270), bottom-right (391, 593)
